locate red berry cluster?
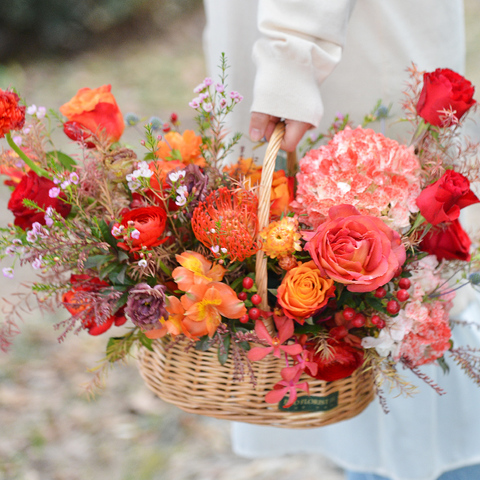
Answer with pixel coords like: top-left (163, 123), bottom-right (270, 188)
top-left (238, 277), bottom-right (262, 323)
top-left (342, 275), bottom-right (412, 331)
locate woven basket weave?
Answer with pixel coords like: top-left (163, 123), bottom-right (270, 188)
top-left (138, 123), bottom-right (375, 428)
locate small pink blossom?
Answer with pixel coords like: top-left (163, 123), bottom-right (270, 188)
top-left (265, 368), bottom-right (309, 408)
top-left (219, 98), bottom-right (228, 109)
top-left (248, 317), bottom-right (303, 361)
top-left (216, 83), bottom-right (225, 93)
top-left (131, 229), bottom-right (141, 240)
top-left (2, 267), bottom-right (14, 279)
top-left (49, 187), bottom-right (61, 198)
top-left (203, 103), bottom-right (213, 113)
top-left (203, 77), bottom-right (213, 86)
top-left (69, 172), bottom-right (79, 184)
top-left (32, 256), bottom-right (43, 270)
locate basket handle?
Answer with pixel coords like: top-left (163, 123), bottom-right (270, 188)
top-left (255, 122), bottom-right (296, 335)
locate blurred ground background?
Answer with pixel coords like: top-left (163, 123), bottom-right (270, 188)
top-left (0, 1), bottom-right (480, 479)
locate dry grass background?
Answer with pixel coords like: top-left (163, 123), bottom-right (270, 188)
top-left (0, 2), bottom-right (480, 479)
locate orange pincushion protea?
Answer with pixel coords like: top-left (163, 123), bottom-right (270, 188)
top-left (191, 187), bottom-right (260, 262)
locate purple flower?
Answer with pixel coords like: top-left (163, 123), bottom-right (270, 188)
top-left (125, 283), bottom-right (169, 330)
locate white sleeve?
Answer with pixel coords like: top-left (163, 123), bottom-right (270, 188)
top-left (252, 0), bottom-right (357, 127)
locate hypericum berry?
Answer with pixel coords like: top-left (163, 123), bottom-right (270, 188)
top-left (352, 313), bottom-right (366, 328)
top-left (248, 308), bottom-right (260, 320)
top-left (170, 112), bottom-right (178, 123)
top-left (343, 307), bottom-right (356, 321)
top-left (396, 289), bottom-right (410, 302)
top-left (251, 294), bottom-right (262, 305)
top-left (242, 277), bottom-right (254, 290)
top-left (371, 315), bottom-right (381, 326)
top-left (398, 278), bottom-right (411, 290)
top-left (374, 287), bottom-right (387, 298)
top-left (239, 314), bottom-right (249, 324)
top-left (376, 318), bottom-right (386, 329)
top-left (162, 122), bottom-right (171, 132)
top-left (386, 300), bottom-right (401, 315)
top-left (238, 292), bottom-right (248, 301)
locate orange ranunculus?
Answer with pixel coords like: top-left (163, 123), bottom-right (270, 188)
top-left (270, 170), bottom-right (294, 217)
top-left (116, 206), bottom-right (167, 252)
top-left (181, 282), bottom-right (246, 338)
top-left (156, 130), bottom-right (205, 166)
top-left (145, 296), bottom-right (186, 339)
top-left (277, 261), bottom-right (336, 323)
top-left (172, 251), bottom-right (226, 292)
top-left (224, 158), bottom-right (293, 217)
top-left (59, 85), bottom-right (124, 144)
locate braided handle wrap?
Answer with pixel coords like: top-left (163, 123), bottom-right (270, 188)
top-left (255, 122), bottom-right (286, 335)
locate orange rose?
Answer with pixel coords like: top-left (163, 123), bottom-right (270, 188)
top-left (59, 85), bottom-right (124, 144)
top-left (277, 261), bottom-right (335, 323)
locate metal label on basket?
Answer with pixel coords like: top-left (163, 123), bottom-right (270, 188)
top-left (279, 392), bottom-right (339, 412)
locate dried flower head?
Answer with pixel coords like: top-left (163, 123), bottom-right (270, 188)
top-left (125, 283), bottom-right (169, 330)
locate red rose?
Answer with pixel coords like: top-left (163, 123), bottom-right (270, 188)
top-left (7, 170), bottom-right (72, 230)
top-left (416, 69), bottom-right (476, 127)
top-left (307, 338), bottom-right (364, 382)
top-left (116, 206), bottom-right (168, 252)
top-left (0, 89), bottom-right (26, 138)
top-left (59, 85), bottom-right (124, 144)
top-left (304, 204), bottom-right (406, 293)
top-left (420, 219), bottom-right (471, 261)
top-left (62, 275), bottom-right (127, 336)
top-left (416, 170), bottom-right (479, 225)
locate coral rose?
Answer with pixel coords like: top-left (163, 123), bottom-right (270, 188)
top-left (277, 261), bottom-right (335, 323)
top-left (420, 219), bottom-right (471, 261)
top-left (416, 68), bottom-right (476, 127)
top-left (59, 85), bottom-right (124, 144)
top-left (304, 204), bottom-right (406, 293)
top-left (416, 170), bottom-right (479, 225)
top-left (0, 89), bottom-right (26, 138)
top-left (8, 170), bottom-right (72, 230)
top-left (116, 206), bottom-right (167, 252)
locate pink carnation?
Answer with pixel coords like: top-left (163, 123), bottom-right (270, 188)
top-left (292, 127), bottom-right (421, 230)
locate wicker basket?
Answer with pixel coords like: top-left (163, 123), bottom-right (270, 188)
top-left (138, 123), bottom-right (375, 428)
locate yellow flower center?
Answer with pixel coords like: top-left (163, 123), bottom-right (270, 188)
top-left (196, 297), bottom-right (222, 320)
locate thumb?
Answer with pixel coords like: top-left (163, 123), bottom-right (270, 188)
top-left (249, 112), bottom-right (280, 142)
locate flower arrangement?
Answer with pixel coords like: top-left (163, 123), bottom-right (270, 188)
top-left (1, 61), bottom-right (480, 411)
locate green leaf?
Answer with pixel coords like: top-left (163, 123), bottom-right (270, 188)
top-left (98, 219), bottom-right (118, 249)
top-left (218, 335), bottom-right (231, 365)
top-left (437, 356), bottom-right (450, 374)
top-left (46, 150), bottom-right (77, 171)
top-left (98, 261), bottom-right (121, 281)
top-left (195, 335), bottom-right (215, 351)
top-left (138, 332), bottom-right (154, 352)
top-left (365, 296), bottom-right (387, 313)
top-left (84, 254), bottom-right (115, 270)
top-left (106, 336), bottom-right (129, 362)
top-left (109, 264), bottom-right (128, 285)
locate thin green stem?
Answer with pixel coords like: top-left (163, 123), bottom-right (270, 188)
top-left (6, 132), bottom-right (51, 179)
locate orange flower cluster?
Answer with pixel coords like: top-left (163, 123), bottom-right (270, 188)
top-left (191, 187), bottom-right (260, 262)
top-left (224, 157), bottom-right (294, 217)
top-left (156, 130), bottom-right (205, 166)
top-left (145, 251), bottom-right (246, 339)
top-left (0, 89), bottom-right (26, 138)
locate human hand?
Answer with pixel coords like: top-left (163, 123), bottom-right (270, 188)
top-left (249, 112), bottom-right (313, 152)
